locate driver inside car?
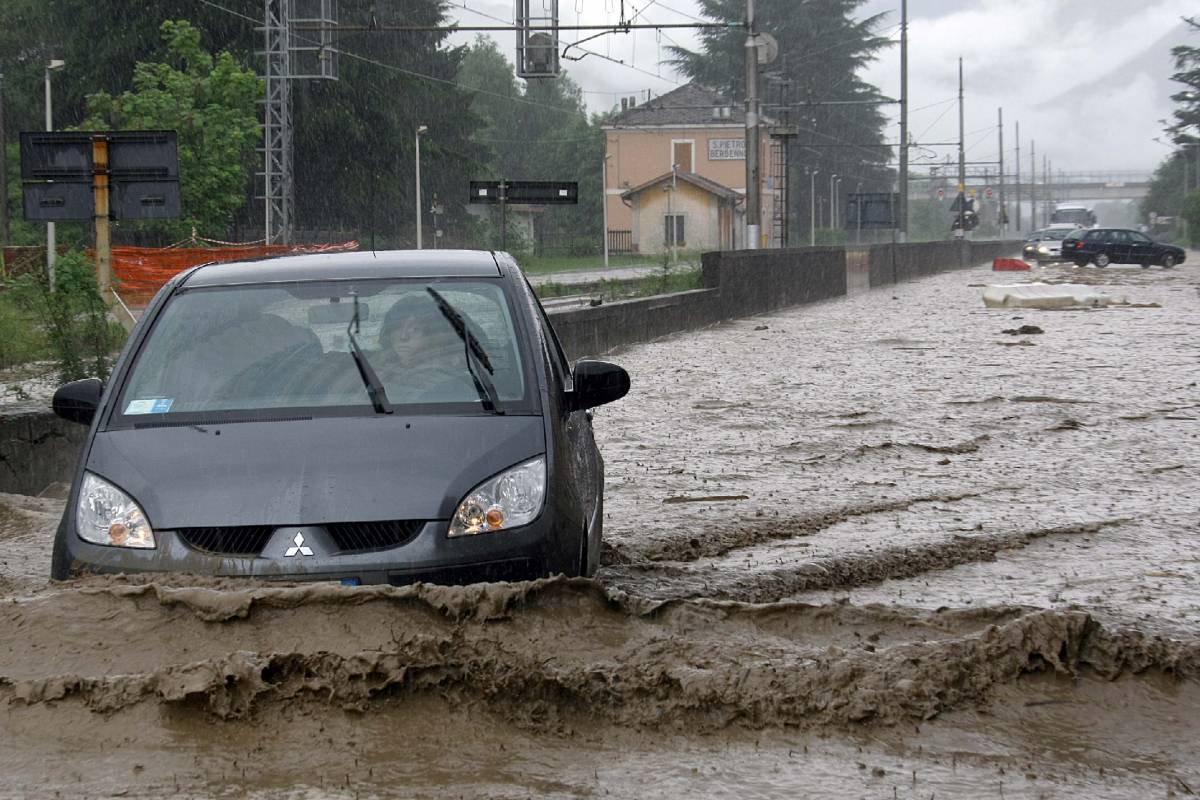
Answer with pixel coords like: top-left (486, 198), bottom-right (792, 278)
top-left (375, 294), bottom-right (477, 402)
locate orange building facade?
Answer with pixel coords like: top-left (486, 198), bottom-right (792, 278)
top-left (602, 84), bottom-right (775, 253)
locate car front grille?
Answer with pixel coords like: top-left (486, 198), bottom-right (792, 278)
top-left (326, 520), bottom-right (425, 553)
top-left (178, 526), bottom-right (276, 556)
top-left (176, 521), bottom-right (427, 557)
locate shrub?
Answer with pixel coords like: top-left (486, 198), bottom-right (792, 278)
top-left (9, 251), bottom-right (127, 381)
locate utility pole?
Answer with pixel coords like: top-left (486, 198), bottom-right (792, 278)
top-left (1015, 121), bottom-right (1021, 233)
top-left (956, 57), bottom-right (966, 239)
top-left (1043, 154), bottom-right (1049, 226)
top-left (1030, 139), bottom-right (1036, 231)
top-left (0, 72), bottom-right (8, 260)
top-left (898, 0), bottom-right (909, 241)
top-left (91, 135), bottom-right (111, 301)
top-left (997, 107), bottom-right (1006, 237)
top-left (744, 0), bottom-right (761, 249)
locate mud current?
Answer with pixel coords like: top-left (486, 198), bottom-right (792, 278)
top-left (2, 259), bottom-right (1199, 798)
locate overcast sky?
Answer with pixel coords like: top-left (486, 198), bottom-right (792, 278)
top-left (447, 0), bottom-right (1197, 174)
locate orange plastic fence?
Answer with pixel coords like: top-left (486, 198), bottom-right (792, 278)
top-left (100, 241), bottom-right (359, 305)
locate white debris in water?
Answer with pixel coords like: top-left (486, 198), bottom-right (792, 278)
top-left (982, 283), bottom-right (1129, 309)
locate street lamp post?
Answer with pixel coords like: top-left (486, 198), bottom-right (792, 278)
top-left (855, 180), bottom-right (863, 245)
top-left (44, 59), bottom-right (65, 284)
top-left (829, 173), bottom-right (838, 229)
top-left (809, 169), bottom-right (820, 246)
top-left (602, 154), bottom-right (611, 268)
top-left (415, 125), bottom-right (428, 249)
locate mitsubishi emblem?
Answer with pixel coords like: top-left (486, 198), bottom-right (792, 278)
top-left (284, 532), bottom-right (314, 557)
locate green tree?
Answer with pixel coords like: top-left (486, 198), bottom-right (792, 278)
top-left (1145, 16), bottom-right (1200, 238)
top-left (290, 1), bottom-right (489, 246)
top-left (457, 37), bottom-right (605, 254)
top-left (1168, 16), bottom-right (1200, 144)
top-left (1, 1), bottom-right (491, 245)
top-left (80, 20), bottom-right (261, 240)
top-left (1182, 191), bottom-right (1200, 247)
top-left (668, 0), bottom-right (894, 244)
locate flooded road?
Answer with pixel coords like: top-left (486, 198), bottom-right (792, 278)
top-left (2, 259), bottom-right (1199, 797)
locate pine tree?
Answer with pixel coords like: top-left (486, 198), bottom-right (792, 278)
top-left (668, 0), bottom-right (894, 242)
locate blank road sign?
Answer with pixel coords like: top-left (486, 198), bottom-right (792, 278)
top-left (19, 133), bottom-right (92, 180)
top-left (22, 182), bottom-right (94, 221)
top-left (111, 180), bottom-right (182, 220)
top-left (107, 131), bottom-right (180, 178)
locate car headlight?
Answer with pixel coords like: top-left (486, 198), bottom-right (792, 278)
top-left (449, 456), bottom-right (546, 537)
top-left (76, 472), bottom-right (156, 548)
top-left (1037, 246), bottom-right (1050, 254)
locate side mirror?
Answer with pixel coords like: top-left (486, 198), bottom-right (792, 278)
top-left (568, 360), bottom-right (630, 412)
top-left (53, 378), bottom-right (104, 425)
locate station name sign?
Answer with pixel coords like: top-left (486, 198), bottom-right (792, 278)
top-left (708, 138), bottom-right (745, 161)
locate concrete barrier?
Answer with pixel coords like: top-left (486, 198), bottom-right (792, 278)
top-left (0, 409), bottom-right (84, 496)
top-left (552, 239), bottom-right (1020, 360)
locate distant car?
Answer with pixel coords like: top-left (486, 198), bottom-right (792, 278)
top-left (1061, 228), bottom-right (1186, 268)
top-left (1021, 227), bottom-right (1079, 263)
top-left (49, 250), bottom-right (630, 585)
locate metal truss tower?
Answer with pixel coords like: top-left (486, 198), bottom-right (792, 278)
top-left (262, 0), bottom-right (293, 244)
top-left (261, 0), bottom-right (337, 244)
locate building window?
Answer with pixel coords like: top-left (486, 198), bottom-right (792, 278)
top-left (664, 214), bottom-right (685, 247)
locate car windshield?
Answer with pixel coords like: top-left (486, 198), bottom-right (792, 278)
top-left (116, 278), bottom-right (532, 421)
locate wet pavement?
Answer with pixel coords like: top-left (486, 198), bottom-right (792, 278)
top-left (2, 258), bottom-right (1199, 797)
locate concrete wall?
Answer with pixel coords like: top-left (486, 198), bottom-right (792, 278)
top-left (0, 409), bottom-right (84, 496)
top-left (552, 239), bottom-right (1020, 360)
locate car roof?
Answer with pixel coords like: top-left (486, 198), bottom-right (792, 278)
top-left (183, 249), bottom-right (504, 288)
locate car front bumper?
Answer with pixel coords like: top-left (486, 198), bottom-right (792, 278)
top-left (57, 515), bottom-right (558, 585)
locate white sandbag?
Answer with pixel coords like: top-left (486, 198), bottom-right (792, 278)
top-left (982, 283), bottom-right (1128, 309)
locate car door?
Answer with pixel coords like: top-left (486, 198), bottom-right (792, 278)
top-left (1127, 231), bottom-right (1155, 264)
top-left (527, 286), bottom-right (602, 567)
top-left (1107, 230), bottom-right (1132, 263)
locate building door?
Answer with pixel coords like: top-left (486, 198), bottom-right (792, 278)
top-left (672, 141), bottom-right (694, 173)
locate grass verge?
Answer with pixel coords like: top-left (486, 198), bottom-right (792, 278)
top-left (535, 268), bottom-right (702, 302)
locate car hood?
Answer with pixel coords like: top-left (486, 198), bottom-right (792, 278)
top-left (84, 415), bottom-right (546, 528)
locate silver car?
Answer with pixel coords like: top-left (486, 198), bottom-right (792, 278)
top-left (1021, 226), bottom-right (1080, 263)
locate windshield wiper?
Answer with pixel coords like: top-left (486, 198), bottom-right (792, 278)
top-left (345, 292), bottom-right (393, 414)
top-left (426, 287), bottom-right (503, 414)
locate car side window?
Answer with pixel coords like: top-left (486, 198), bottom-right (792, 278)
top-left (525, 281), bottom-right (572, 384)
top-left (1083, 230), bottom-right (1102, 241)
top-left (1131, 232), bottom-right (1152, 244)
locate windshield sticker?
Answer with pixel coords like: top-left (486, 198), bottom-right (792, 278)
top-left (125, 398), bottom-right (174, 415)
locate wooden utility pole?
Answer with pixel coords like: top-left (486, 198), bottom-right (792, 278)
top-left (91, 135), bottom-right (112, 300)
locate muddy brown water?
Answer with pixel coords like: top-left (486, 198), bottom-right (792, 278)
top-left (2, 260), bottom-right (1199, 797)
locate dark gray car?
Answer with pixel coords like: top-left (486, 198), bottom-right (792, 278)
top-left (49, 250), bottom-right (629, 585)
